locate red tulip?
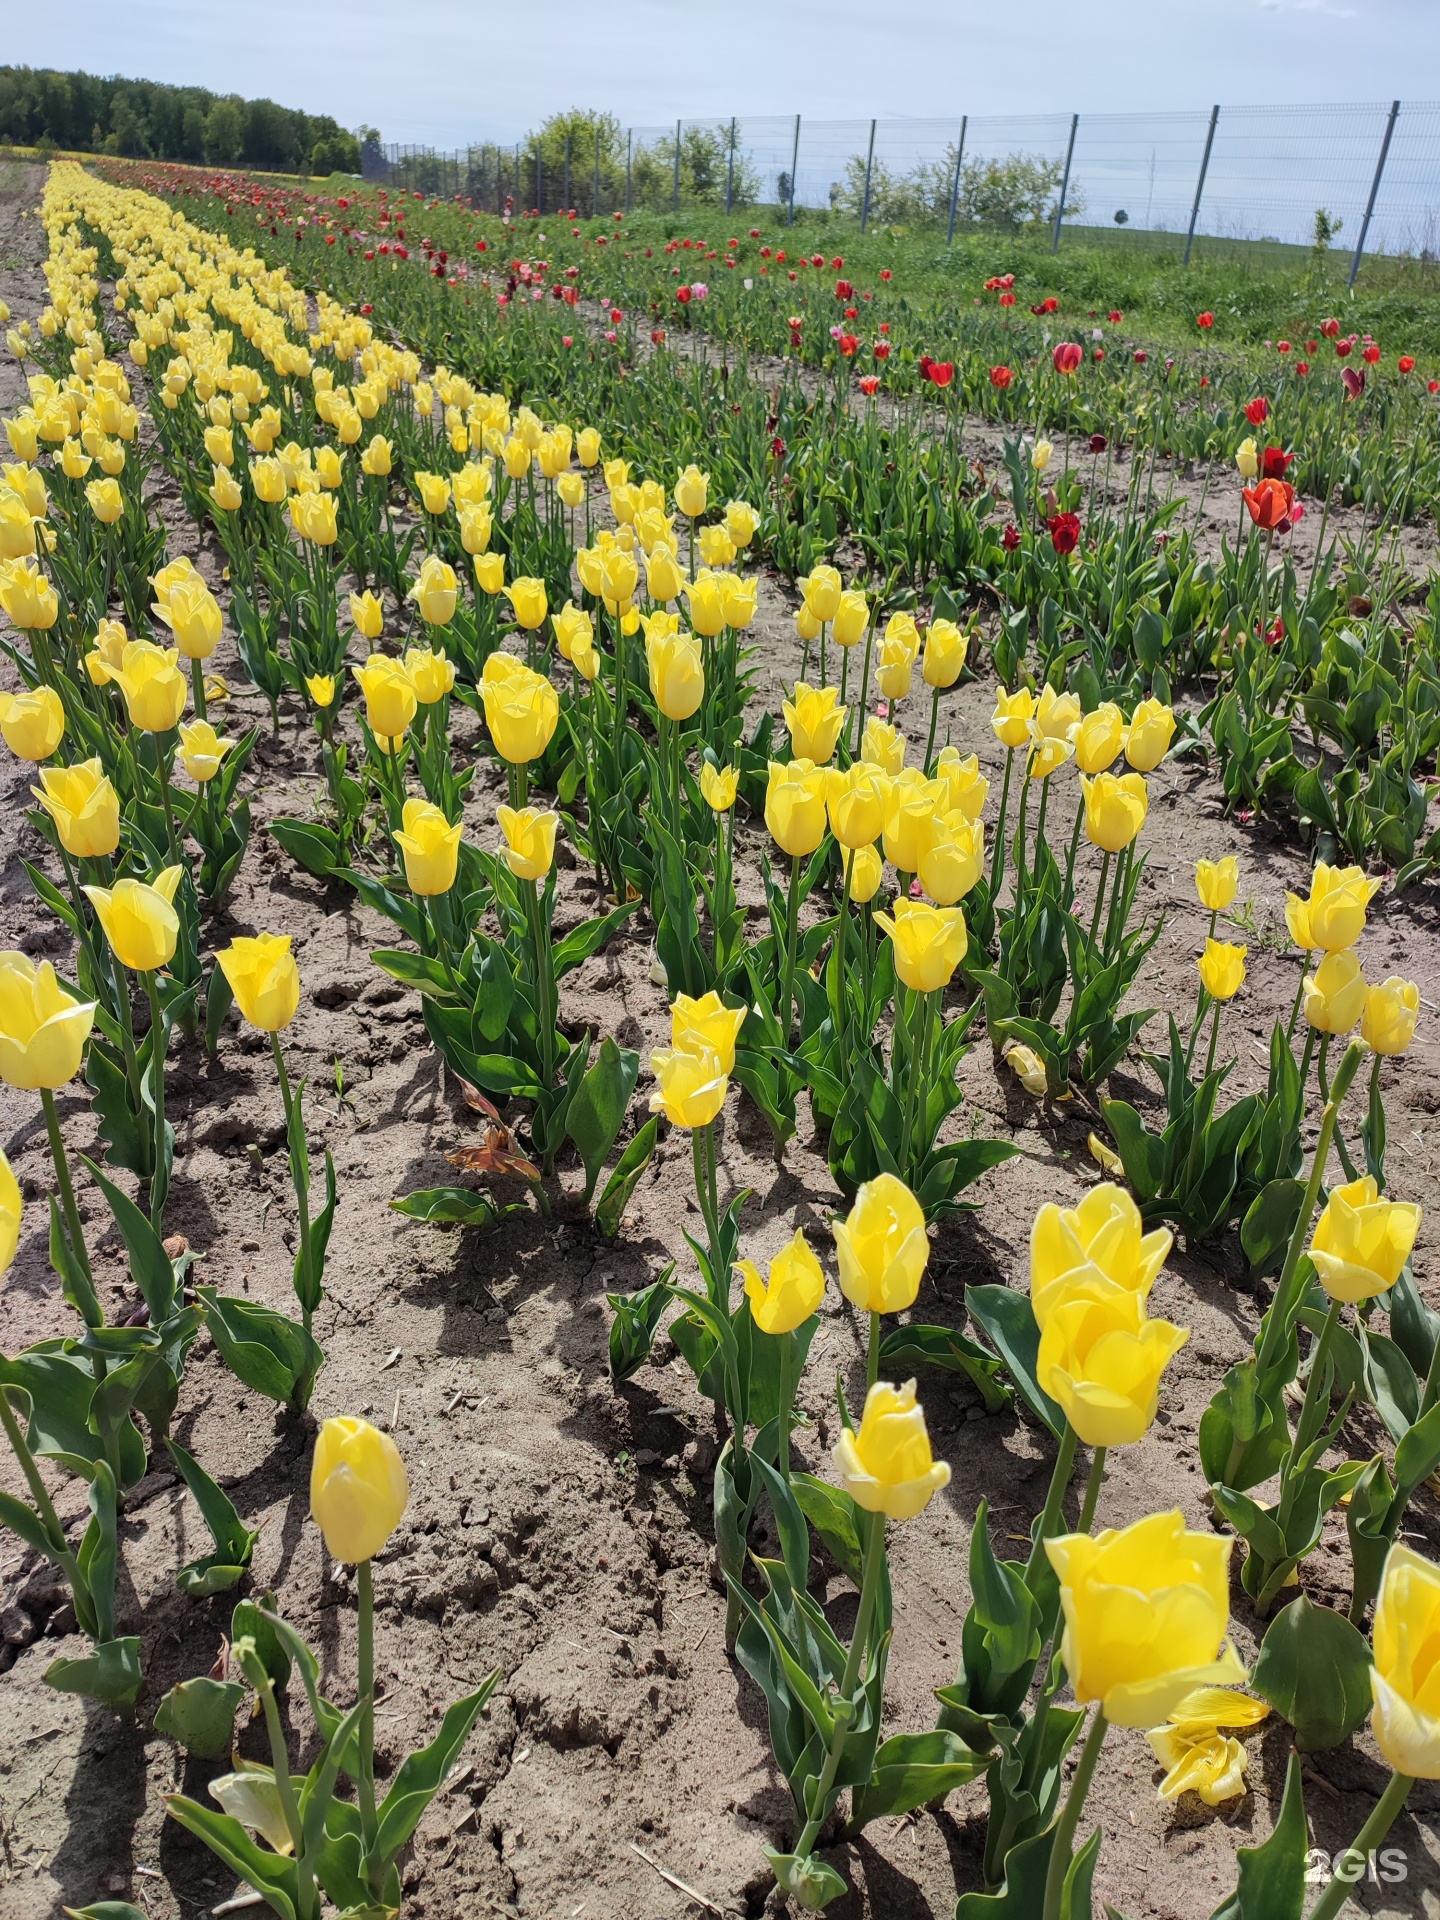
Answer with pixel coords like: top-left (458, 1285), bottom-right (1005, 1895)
top-left (1002, 523), bottom-right (1022, 551)
top-left (1335, 338), bottom-right (1352, 358)
top-left (1089, 433), bottom-right (1108, 453)
top-left (874, 341), bottom-right (891, 360)
top-left (990, 365), bottom-right (1013, 389)
top-left (1196, 311), bottom-right (1215, 329)
top-left (1242, 478), bottom-right (1295, 529)
top-left (1093, 348), bottom-right (1105, 362)
top-left (651, 328), bottom-right (665, 345)
top-left (1399, 355), bottom-right (1416, 373)
top-left (859, 375), bottom-right (881, 395)
top-left (770, 436), bottom-right (787, 459)
top-left (1053, 342), bottom-right (1083, 375)
top-left (1320, 317), bottom-right (1340, 338)
top-left (1244, 397), bottom-right (1270, 425)
top-left (1362, 344), bottom-right (1381, 365)
top-left (1047, 511), bottom-right (1081, 555)
top-left (999, 291), bottom-right (1016, 307)
top-left (675, 285), bottom-right (692, 304)
top-left (923, 359), bottom-right (955, 388)
top-left (1430, 381), bottom-right (1440, 393)
top-left (1297, 362), bottom-right (1310, 376)
top-left (879, 269), bottom-right (892, 281)
top-left (1133, 349), bottom-right (1147, 364)
top-left (834, 278), bottom-right (854, 300)
top-left (1107, 309), bottom-right (1123, 324)
top-left (1341, 366), bottom-right (1366, 400)
top-left (838, 333), bottom-right (859, 358)
top-left (1261, 446), bottom-right (1293, 480)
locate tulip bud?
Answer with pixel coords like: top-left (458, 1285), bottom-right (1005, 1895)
top-left (1197, 938), bottom-right (1247, 1001)
top-left (1195, 857), bottom-right (1239, 913)
top-left (700, 762), bottom-right (738, 813)
top-left (1362, 977), bottom-right (1420, 1056)
top-left (310, 1415), bottom-right (409, 1564)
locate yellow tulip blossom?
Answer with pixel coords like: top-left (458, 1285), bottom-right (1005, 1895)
top-left (1302, 949), bottom-right (1369, 1034)
top-left (1195, 857), bottom-right (1239, 912)
top-left (0, 557), bottom-right (59, 630)
top-left (504, 577), bottom-right (549, 631)
top-left (83, 865), bottom-right (184, 972)
top-left (1309, 1175), bottom-right (1421, 1304)
top-left (352, 656), bottom-right (418, 740)
top-left (480, 654), bottom-right (559, 765)
top-left (935, 747), bottom-right (988, 822)
top-left (1029, 1182), bottom-right (1172, 1330)
top-left (310, 1415), bottom-right (409, 1564)
top-left (0, 686), bottom-right (64, 761)
top-left (843, 842), bottom-right (883, 904)
top-left (393, 799), bottom-right (462, 896)
top-left (1197, 938), bottom-right (1247, 1001)
top-left (1362, 977), bottom-right (1420, 1056)
top-left (1370, 1544), bottom-right (1440, 1779)
top-left (1286, 862), bottom-right (1381, 953)
top-left (646, 626), bottom-right (705, 721)
top-left (409, 556), bottom-right (458, 627)
top-left (674, 463), bottom-right (708, 518)
top-left (922, 617), bottom-right (967, 689)
top-left (737, 1228), bottom-right (825, 1335)
top-left (414, 470), bottom-right (452, 514)
top-left (671, 991), bottom-right (747, 1076)
top-left (765, 758), bottom-right (829, 857)
top-left (306, 675), bottom-right (336, 709)
top-left (834, 1379), bottom-right (951, 1521)
top-left (833, 1172), bottom-right (928, 1315)
top-left (827, 762), bottom-right (889, 851)
top-left (115, 640), bottom-right (187, 733)
top-left (0, 953), bottom-right (95, 1089)
top-left (1073, 702), bottom-right (1125, 775)
top-left (875, 897), bottom-right (969, 991)
top-left (217, 933), bottom-right (301, 1032)
top-left (783, 683), bottom-right (848, 765)
top-left (861, 716), bottom-right (906, 776)
top-left (992, 684), bottom-right (1037, 748)
top-left (0, 1148), bottom-right (18, 1274)
top-left (85, 476), bottom-right (125, 523)
top-left (883, 767), bottom-right (944, 872)
top-left (32, 758), bottom-right (119, 858)
top-left (496, 804), bottom-right (559, 882)
top-left (832, 589), bottom-right (869, 648)
top-left (700, 762), bottom-right (738, 813)
top-left (918, 809), bottom-right (984, 906)
top-left (1037, 1286), bottom-right (1189, 1446)
top-left (348, 590), bottom-right (384, 640)
top-left (798, 564), bottom-right (843, 623)
top-left (723, 499), bottom-right (759, 548)
top-left (403, 647), bottom-right (455, 705)
top-left (1080, 771), bottom-right (1148, 852)
top-left (1124, 698), bottom-right (1176, 772)
top-left (648, 1041), bottom-right (728, 1129)
top-left (177, 720), bottom-right (235, 783)
top-left (159, 577), bottom-right (223, 659)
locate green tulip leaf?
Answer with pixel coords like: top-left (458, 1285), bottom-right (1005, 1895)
top-left (1251, 1593), bottom-right (1373, 1751)
top-left (154, 1675), bottom-right (247, 1757)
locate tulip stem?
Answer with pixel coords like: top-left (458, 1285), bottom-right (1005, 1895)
top-left (1041, 1708), bottom-right (1109, 1920)
top-left (156, 752), bottom-right (184, 867)
top-left (777, 1332), bottom-right (794, 1481)
top-left (40, 1084), bottom-right (99, 1305)
top-left (1285, 954), bottom-right (1310, 1041)
top-left (793, 1514), bottom-right (886, 1860)
top-left (357, 1557), bottom-right (380, 1886)
top-left (1077, 1447), bottom-right (1107, 1532)
top-left (1063, 795), bottom-right (1085, 906)
top-left (1087, 852), bottom-right (1112, 954)
top-left (922, 686), bottom-right (941, 776)
top-left (1308, 1770), bottom-right (1414, 1920)
top-left (692, 1124), bottom-right (725, 1310)
top-left (867, 1310), bottom-right (882, 1389)
top-left (777, 853), bottom-right (802, 1051)
top-left (989, 748), bottom-right (1014, 900)
top-left (833, 849), bottom-right (854, 1066)
top-left (189, 656), bottom-right (207, 723)
top-left (270, 1033), bottom-right (317, 1334)
top-left (142, 973), bottom-right (169, 1233)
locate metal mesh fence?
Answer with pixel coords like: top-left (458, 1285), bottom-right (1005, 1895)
top-left (368, 100), bottom-right (1440, 264)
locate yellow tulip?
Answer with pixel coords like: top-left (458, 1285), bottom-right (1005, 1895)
top-left (1029, 1182), bottom-right (1172, 1330)
top-left (827, 762), bottom-right (889, 850)
top-left (85, 618), bottom-right (128, 686)
top-left (403, 647), bottom-right (456, 705)
top-left (85, 476), bottom-right (125, 524)
top-left (832, 589), bottom-right (869, 648)
top-left (875, 631), bottom-right (916, 701)
top-left (250, 456), bottom-right (288, 503)
top-left (178, 720), bottom-right (234, 783)
top-left (1195, 857), bottom-right (1239, 912)
top-left (0, 953), bottom-right (95, 1089)
top-left (458, 503), bottom-right (493, 555)
top-left (6, 465), bottom-right (46, 518)
top-left (603, 458), bottom-right (631, 493)
top-left (843, 842), bottom-right (883, 904)
top-left (1046, 1511), bottom-right (1244, 1726)
top-left (723, 499), bottom-right (759, 548)
top-left (409, 556), bottom-right (458, 627)
top-left (1362, 977), bottom-right (1420, 1056)
top-left (115, 640), bottom-right (187, 733)
top-left (159, 577), bottom-right (223, 659)
top-left (314, 447), bottom-right (344, 490)
top-left (83, 865), bottom-right (184, 972)
top-left (414, 470), bottom-right (452, 514)
top-left (1081, 771), bottom-right (1147, 852)
top-left (504, 577), bottom-right (549, 631)
top-left (1197, 938), bottom-right (1247, 1001)
top-left (834, 1379), bottom-right (951, 1521)
top-left (633, 506), bottom-right (675, 556)
top-left (572, 637), bottom-right (601, 684)
top-left (1370, 1544), bottom-right (1440, 1779)
top-left (935, 747), bottom-right (988, 822)
top-left (1146, 1725), bottom-right (1250, 1807)
top-left (209, 466), bottom-right (243, 513)
top-left (1028, 732), bottom-right (1074, 781)
top-left (1037, 1286), bottom-right (1189, 1446)
top-left (0, 686), bottom-right (64, 761)
top-left (833, 1172), bottom-right (928, 1315)
top-left (348, 590), bottom-right (384, 640)
top-left (799, 564), bottom-right (843, 623)
top-left (61, 437), bottom-right (92, 480)
top-left (496, 804), bottom-right (559, 882)
top-left (32, 758), bottom-right (119, 858)
top-left (1235, 437), bottom-right (1258, 480)
top-left (701, 762), bottom-right (738, 813)
top-left (576, 427), bottom-right (601, 468)
top-left (922, 618), bottom-right (967, 689)
top-left (674, 463), bottom-right (709, 518)
top-left (1031, 438), bottom-right (1053, 472)
top-left (502, 436), bottom-right (531, 479)
top-left (0, 491), bottom-right (36, 558)
top-left (918, 809), bottom-right (984, 906)
top-left (783, 683), bottom-right (848, 764)
top-left (392, 799), bottom-right (462, 896)
top-left (646, 626), bottom-right (705, 721)
top-left (861, 716), bottom-right (906, 776)
top-left (1124, 698), bottom-right (1176, 772)
top-left (1302, 949), bottom-right (1369, 1035)
top-left (645, 543), bottom-right (686, 604)
top-left (217, 933), bottom-right (301, 1032)
top-left (0, 558), bottom-right (59, 630)
top-left (1033, 684), bottom-right (1081, 742)
top-left (648, 1041), bottom-right (728, 1129)
top-left (883, 767), bottom-right (943, 872)
top-left (601, 545), bottom-right (639, 611)
top-left (1073, 703), bottom-right (1125, 775)
top-left (289, 490), bottom-right (337, 545)
top-left (684, 571), bottom-right (727, 639)
top-left (672, 991), bottom-right (747, 1076)
top-left (480, 654), bottom-right (559, 765)
top-left (992, 684), bottom-right (1037, 748)
top-left (1309, 1175), bottom-right (1421, 1303)
top-left (795, 602), bottom-right (822, 645)
top-left (698, 524), bottom-right (737, 569)
top-left (765, 758), bottom-right (829, 857)
top-left (306, 675), bottom-right (336, 710)
top-left (360, 434), bottom-right (393, 477)
top-left (720, 573), bottom-right (758, 630)
top-left (553, 602), bottom-right (594, 663)
top-left (310, 1415), bottom-right (409, 1564)
top-left (0, 1148), bottom-right (18, 1274)
top-left (352, 656), bottom-right (418, 740)
top-left (875, 897), bottom-right (968, 992)
top-left (474, 552), bottom-right (506, 595)
top-left (1286, 862), bottom-right (1381, 953)
top-left (737, 1228), bottom-right (825, 1335)
top-left (1006, 1042), bottom-right (1050, 1096)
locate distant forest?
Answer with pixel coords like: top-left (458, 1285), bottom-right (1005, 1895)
top-left (0, 65), bottom-right (367, 174)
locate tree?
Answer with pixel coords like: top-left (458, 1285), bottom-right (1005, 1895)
top-left (203, 97), bottom-right (245, 165)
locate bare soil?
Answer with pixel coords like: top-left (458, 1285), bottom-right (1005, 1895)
top-left (1, 161), bottom-right (1439, 1920)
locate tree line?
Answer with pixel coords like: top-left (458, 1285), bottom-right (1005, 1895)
top-left (0, 65), bottom-right (367, 174)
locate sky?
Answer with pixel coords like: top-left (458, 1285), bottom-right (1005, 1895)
top-left (7, 0), bottom-right (1434, 151)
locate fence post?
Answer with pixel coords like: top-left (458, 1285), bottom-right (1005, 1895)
top-left (1051, 113), bottom-right (1078, 252)
top-left (787, 114), bottom-right (801, 225)
top-left (726, 117), bottom-right (736, 215)
top-left (674, 118), bottom-right (682, 210)
top-left (860, 119), bottom-right (877, 233)
top-left (946, 115), bottom-right (967, 245)
top-left (1184, 105), bottom-right (1220, 266)
top-left (536, 145), bottom-right (543, 215)
top-left (625, 129), bottom-right (632, 213)
top-left (594, 124), bottom-right (601, 218)
top-left (1349, 99), bottom-right (1401, 290)
top-left (563, 132), bottom-right (572, 214)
